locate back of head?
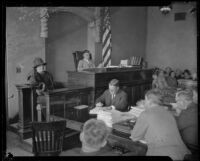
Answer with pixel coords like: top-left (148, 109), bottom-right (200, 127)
top-left (82, 119), bottom-right (109, 149)
top-left (145, 89), bottom-right (163, 105)
top-left (109, 79), bottom-right (119, 87)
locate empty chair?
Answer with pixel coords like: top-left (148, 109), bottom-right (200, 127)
top-left (32, 120), bottom-right (66, 156)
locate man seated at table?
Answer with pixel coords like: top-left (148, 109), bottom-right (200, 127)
top-left (95, 79), bottom-right (128, 112)
top-left (174, 90), bottom-right (198, 154)
top-left (60, 119), bottom-right (120, 156)
top-left (130, 89), bottom-right (191, 160)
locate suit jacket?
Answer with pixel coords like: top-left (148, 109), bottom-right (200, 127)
top-left (95, 89), bottom-right (128, 112)
top-left (77, 59), bottom-right (95, 71)
top-left (130, 106), bottom-right (190, 160)
top-left (176, 102), bottom-right (198, 147)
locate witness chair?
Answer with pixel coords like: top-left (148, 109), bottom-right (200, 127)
top-left (32, 120), bottom-right (66, 156)
top-left (72, 51), bottom-right (92, 71)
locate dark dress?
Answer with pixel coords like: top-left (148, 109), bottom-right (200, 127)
top-left (27, 70), bottom-right (54, 91)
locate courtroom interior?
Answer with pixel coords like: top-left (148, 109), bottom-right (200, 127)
top-left (5, 3), bottom-right (198, 160)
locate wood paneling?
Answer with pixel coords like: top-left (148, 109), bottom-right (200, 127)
top-left (67, 68), bottom-right (153, 106)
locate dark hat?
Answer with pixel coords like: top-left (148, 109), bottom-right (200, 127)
top-left (33, 57), bottom-right (46, 68)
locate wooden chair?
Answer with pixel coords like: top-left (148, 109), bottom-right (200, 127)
top-left (32, 120), bottom-right (66, 156)
top-left (72, 50), bottom-right (92, 71)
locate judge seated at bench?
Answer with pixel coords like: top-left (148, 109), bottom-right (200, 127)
top-left (60, 119), bottom-right (120, 156)
top-left (77, 50), bottom-right (95, 72)
top-left (95, 79), bottom-right (128, 112)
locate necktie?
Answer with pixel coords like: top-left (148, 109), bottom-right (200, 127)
top-left (112, 94), bottom-right (115, 100)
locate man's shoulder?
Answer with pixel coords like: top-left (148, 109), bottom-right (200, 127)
top-left (117, 89), bottom-right (127, 96)
top-left (103, 89), bottom-right (110, 94)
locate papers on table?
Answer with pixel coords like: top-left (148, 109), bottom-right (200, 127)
top-left (97, 111), bottom-right (113, 127)
top-left (90, 107), bottom-right (138, 127)
top-left (89, 107), bottom-right (113, 127)
top-left (129, 106), bottom-right (145, 118)
top-left (74, 105), bottom-right (88, 110)
top-left (120, 60), bottom-right (128, 67)
top-left (89, 107), bottom-right (103, 114)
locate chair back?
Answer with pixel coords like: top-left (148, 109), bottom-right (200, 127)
top-left (32, 120), bottom-right (66, 156)
top-left (72, 51), bottom-right (92, 71)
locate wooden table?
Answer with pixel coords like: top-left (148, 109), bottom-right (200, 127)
top-left (38, 86), bottom-right (93, 122)
top-left (15, 84), bottom-right (93, 139)
top-left (51, 115), bottom-right (147, 155)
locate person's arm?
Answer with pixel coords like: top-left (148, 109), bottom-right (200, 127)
top-left (27, 70), bottom-right (38, 86)
top-left (47, 72), bottom-right (54, 90)
top-left (130, 112), bottom-right (148, 141)
top-left (77, 60), bottom-right (84, 71)
top-left (113, 91), bottom-right (128, 111)
top-left (95, 91), bottom-right (106, 106)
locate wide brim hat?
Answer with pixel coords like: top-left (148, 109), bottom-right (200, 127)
top-left (33, 57), bottom-right (47, 68)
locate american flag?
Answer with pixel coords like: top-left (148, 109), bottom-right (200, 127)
top-left (101, 7), bottom-right (112, 67)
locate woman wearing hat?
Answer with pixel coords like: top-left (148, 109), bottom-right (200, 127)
top-left (27, 57), bottom-right (54, 95)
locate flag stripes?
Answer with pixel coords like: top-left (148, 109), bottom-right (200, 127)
top-left (101, 7), bottom-right (112, 67)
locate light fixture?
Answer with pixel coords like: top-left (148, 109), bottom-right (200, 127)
top-left (159, 5), bottom-right (172, 15)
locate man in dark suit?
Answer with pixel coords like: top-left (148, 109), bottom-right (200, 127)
top-left (175, 90), bottom-right (198, 153)
top-left (95, 79), bottom-right (128, 112)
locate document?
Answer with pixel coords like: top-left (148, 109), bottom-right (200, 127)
top-left (74, 105), bottom-right (88, 110)
top-left (129, 106), bottom-right (145, 118)
top-left (89, 107), bottom-right (104, 114)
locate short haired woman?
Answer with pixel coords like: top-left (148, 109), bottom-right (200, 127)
top-left (77, 50), bottom-right (95, 71)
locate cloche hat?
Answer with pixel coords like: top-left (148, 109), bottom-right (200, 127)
top-left (33, 57), bottom-right (46, 68)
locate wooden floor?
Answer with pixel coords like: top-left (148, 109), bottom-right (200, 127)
top-left (6, 131), bottom-right (33, 156)
top-left (6, 130), bottom-right (82, 156)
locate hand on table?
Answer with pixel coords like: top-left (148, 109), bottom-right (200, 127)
top-left (102, 106), bottom-right (112, 111)
top-left (96, 102), bottom-right (103, 107)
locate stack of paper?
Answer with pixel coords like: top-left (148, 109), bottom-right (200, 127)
top-left (129, 106), bottom-right (145, 118)
top-left (74, 105), bottom-right (88, 110)
top-left (89, 107), bottom-right (102, 114)
top-left (97, 110), bottom-right (113, 127)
